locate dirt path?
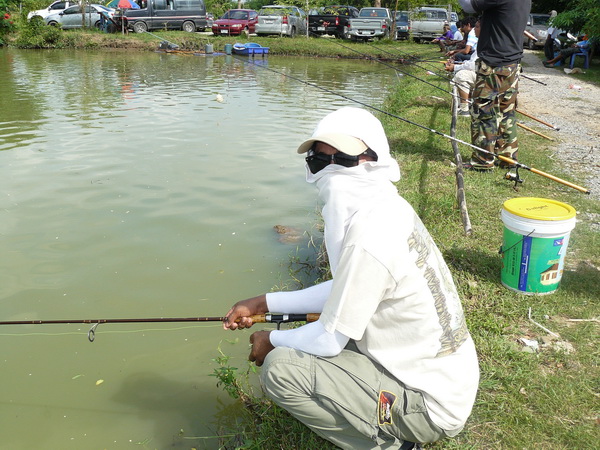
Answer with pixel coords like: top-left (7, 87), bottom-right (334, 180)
top-left (518, 49), bottom-right (600, 200)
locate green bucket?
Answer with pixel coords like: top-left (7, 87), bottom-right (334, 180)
top-left (500, 197), bottom-right (576, 295)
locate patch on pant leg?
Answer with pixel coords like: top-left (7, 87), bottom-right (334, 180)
top-left (378, 390), bottom-right (397, 425)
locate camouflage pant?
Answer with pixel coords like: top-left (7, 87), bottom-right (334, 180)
top-left (470, 60), bottom-right (520, 169)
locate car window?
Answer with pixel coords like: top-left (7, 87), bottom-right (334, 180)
top-left (63, 6), bottom-right (81, 14)
top-left (50, 2), bottom-right (67, 10)
top-left (230, 10), bottom-right (247, 20)
top-left (177, 0), bottom-right (203, 9)
top-left (532, 15), bottom-right (549, 26)
top-left (259, 7), bottom-right (285, 16)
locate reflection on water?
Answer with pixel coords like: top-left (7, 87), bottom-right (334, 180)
top-left (0, 48), bottom-right (396, 448)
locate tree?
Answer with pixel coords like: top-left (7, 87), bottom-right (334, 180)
top-left (551, 0), bottom-right (600, 38)
top-left (531, 0), bottom-right (599, 37)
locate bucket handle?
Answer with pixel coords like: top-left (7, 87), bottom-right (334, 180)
top-left (498, 229), bottom-right (535, 255)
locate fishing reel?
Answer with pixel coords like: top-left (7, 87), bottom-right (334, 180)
top-left (504, 167), bottom-right (524, 191)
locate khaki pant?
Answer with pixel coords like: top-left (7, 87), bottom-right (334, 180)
top-left (261, 346), bottom-right (451, 449)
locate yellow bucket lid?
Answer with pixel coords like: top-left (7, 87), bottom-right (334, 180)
top-left (503, 197), bottom-right (576, 221)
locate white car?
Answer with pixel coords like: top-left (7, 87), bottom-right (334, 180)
top-left (45, 4), bottom-right (115, 29)
top-left (255, 5), bottom-right (307, 37)
top-left (27, 1), bottom-right (78, 20)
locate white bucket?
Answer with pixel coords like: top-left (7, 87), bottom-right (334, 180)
top-left (500, 197), bottom-right (576, 295)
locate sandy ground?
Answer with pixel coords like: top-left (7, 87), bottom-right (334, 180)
top-left (517, 49), bottom-right (600, 200)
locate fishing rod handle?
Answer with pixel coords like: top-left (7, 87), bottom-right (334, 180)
top-left (250, 313), bottom-right (320, 324)
top-left (497, 155), bottom-right (590, 194)
top-left (529, 168), bottom-right (590, 194)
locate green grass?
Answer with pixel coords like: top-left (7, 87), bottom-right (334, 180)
top-left (5, 29), bottom-right (598, 448)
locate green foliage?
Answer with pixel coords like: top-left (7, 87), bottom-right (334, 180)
top-left (211, 344), bottom-right (246, 399)
top-left (14, 14), bottom-right (64, 47)
top-left (0, 0), bottom-right (16, 37)
top-left (551, 0), bottom-right (600, 38)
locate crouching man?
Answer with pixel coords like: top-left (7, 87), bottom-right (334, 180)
top-left (223, 107), bottom-right (479, 449)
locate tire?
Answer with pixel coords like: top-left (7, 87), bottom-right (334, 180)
top-left (132, 21), bottom-right (147, 33)
top-left (289, 26), bottom-right (296, 38)
top-left (47, 21), bottom-right (59, 27)
top-left (527, 38), bottom-right (536, 50)
top-left (182, 21), bottom-right (195, 33)
top-left (94, 20), bottom-right (101, 29)
top-left (337, 26), bottom-right (349, 40)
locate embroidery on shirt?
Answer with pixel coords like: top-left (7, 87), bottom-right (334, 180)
top-left (407, 224), bottom-right (469, 357)
top-left (378, 390), bottom-right (396, 425)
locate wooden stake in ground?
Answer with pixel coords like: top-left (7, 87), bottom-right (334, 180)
top-left (451, 86), bottom-right (472, 235)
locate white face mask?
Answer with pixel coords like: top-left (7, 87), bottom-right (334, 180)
top-left (312, 164), bottom-right (398, 275)
top-left (299, 107), bottom-right (402, 274)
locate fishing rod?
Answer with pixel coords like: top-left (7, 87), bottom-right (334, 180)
top-left (234, 55), bottom-right (590, 194)
top-left (520, 73), bottom-right (547, 86)
top-left (517, 109), bottom-right (560, 130)
top-left (0, 314), bottom-right (320, 342)
top-left (142, 30), bottom-right (181, 50)
top-left (517, 123), bottom-right (554, 141)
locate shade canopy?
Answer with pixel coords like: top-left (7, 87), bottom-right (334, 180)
top-left (106, 0), bottom-right (141, 9)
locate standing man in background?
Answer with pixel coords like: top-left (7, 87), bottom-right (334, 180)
top-left (459, 0), bottom-right (531, 171)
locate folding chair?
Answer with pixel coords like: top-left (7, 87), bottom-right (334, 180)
top-left (570, 47), bottom-right (590, 69)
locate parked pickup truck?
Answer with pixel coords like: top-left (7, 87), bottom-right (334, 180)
top-left (348, 7), bottom-right (392, 41)
top-left (410, 6), bottom-right (458, 42)
top-left (308, 5), bottom-right (359, 39)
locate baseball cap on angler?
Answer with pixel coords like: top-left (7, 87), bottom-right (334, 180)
top-left (297, 132), bottom-right (368, 156)
top-left (297, 107), bottom-right (400, 181)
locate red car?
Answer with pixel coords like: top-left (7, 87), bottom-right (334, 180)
top-left (212, 9), bottom-right (258, 36)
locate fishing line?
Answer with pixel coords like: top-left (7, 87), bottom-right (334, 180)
top-left (232, 55), bottom-right (590, 194)
top-left (0, 324), bottom-right (222, 338)
top-left (367, 41), bottom-right (452, 79)
top-left (306, 33), bottom-right (460, 100)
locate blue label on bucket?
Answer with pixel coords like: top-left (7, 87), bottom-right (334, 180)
top-left (501, 229), bottom-right (571, 295)
top-left (518, 236), bottom-right (532, 291)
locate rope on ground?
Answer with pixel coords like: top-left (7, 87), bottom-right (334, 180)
top-left (451, 85), bottom-right (473, 236)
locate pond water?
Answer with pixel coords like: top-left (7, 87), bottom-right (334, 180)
top-left (0, 48), bottom-right (396, 448)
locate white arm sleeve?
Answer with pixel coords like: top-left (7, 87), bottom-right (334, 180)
top-left (266, 280), bottom-right (333, 313)
top-left (269, 320), bottom-right (349, 357)
top-left (459, 0), bottom-right (476, 14)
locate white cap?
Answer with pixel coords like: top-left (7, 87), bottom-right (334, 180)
top-left (298, 107), bottom-right (400, 182)
top-left (297, 107), bottom-right (389, 156)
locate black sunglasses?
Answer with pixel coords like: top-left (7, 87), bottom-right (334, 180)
top-left (305, 148), bottom-right (378, 174)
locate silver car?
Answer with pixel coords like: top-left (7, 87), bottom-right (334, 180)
top-left (523, 13), bottom-right (550, 49)
top-left (45, 4), bottom-right (115, 29)
top-left (255, 5), bottom-right (307, 37)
